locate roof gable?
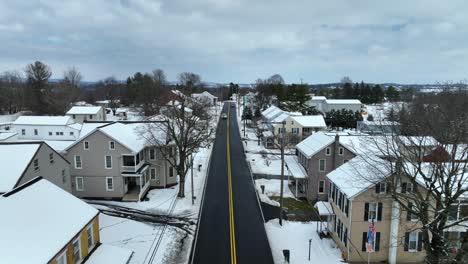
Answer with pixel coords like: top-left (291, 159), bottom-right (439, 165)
top-left (296, 132), bottom-right (335, 158)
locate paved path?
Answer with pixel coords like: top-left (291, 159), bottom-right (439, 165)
top-left (193, 103), bottom-right (273, 264)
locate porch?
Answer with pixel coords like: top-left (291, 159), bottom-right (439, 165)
top-left (122, 164), bottom-right (151, 202)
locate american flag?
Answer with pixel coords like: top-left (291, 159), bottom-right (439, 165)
top-left (366, 219), bottom-right (376, 253)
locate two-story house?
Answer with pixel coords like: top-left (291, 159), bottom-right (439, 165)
top-left (0, 142), bottom-right (71, 194)
top-left (295, 132), bottom-right (356, 201)
top-left (0, 177), bottom-right (133, 264)
top-left (66, 106), bottom-right (107, 123)
top-left (326, 156), bottom-right (427, 263)
top-left (64, 122), bottom-right (176, 201)
top-left (282, 115), bottom-right (326, 139)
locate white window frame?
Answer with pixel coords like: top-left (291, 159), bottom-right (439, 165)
top-left (106, 177), bottom-right (114, 191)
top-left (149, 148), bottom-right (156, 160)
top-left (368, 202), bottom-right (378, 221)
top-left (150, 168), bottom-right (156, 180)
top-left (73, 237), bottom-right (82, 263)
top-left (105, 155), bottom-right (112, 169)
top-left (83, 141), bottom-right (89, 150)
top-left (57, 251), bottom-right (67, 264)
top-left (338, 147), bottom-right (344, 156)
top-left (75, 177), bottom-right (84, 191)
top-left (109, 141), bottom-right (115, 150)
top-left (408, 231), bottom-right (418, 252)
top-left (325, 147), bottom-right (331, 156)
top-left (319, 159), bottom-right (326, 172)
top-left (87, 224), bottom-right (94, 250)
top-left (34, 129), bottom-right (38, 135)
top-left (318, 180), bottom-right (325, 193)
top-left (21, 129), bottom-right (26, 135)
top-left (409, 203), bottom-right (419, 222)
top-left (379, 182), bottom-right (387, 194)
top-left (292, 128), bottom-right (299, 134)
top-left (74, 155), bottom-right (82, 169)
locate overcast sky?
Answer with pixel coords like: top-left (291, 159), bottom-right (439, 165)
top-left (1, 0), bottom-right (467, 84)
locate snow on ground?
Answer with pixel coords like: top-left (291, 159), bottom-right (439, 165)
top-left (255, 179), bottom-right (295, 207)
top-left (86, 244), bottom-right (133, 264)
top-left (265, 219), bottom-right (345, 264)
top-left (363, 102), bottom-right (403, 121)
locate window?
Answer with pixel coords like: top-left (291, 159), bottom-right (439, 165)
top-left (33, 159), bottom-right (39, 171)
top-left (318, 180), bottom-right (325, 193)
top-left (70, 131), bottom-right (74, 136)
top-left (365, 202), bottom-right (382, 221)
top-left (49, 153), bottom-right (54, 164)
top-left (62, 169), bottom-right (66, 183)
top-left (150, 168), bottom-right (156, 180)
top-left (89, 114), bottom-right (93, 119)
top-left (376, 182), bottom-right (387, 194)
top-left (407, 202), bottom-right (418, 221)
top-left (402, 182), bottom-right (414, 193)
top-left (72, 114), bottom-right (76, 119)
top-left (109, 141), bottom-right (115, 150)
top-left (56, 132), bottom-right (60, 136)
top-left (409, 232), bottom-right (418, 251)
top-left (49, 132), bottom-right (53, 136)
top-left (105, 155), bottom-right (112, 169)
top-left (362, 232), bottom-right (381, 252)
top-left (60, 132), bottom-right (64, 135)
top-left (169, 167), bottom-right (174, 177)
top-left (369, 203), bottom-right (377, 220)
top-left (73, 238), bottom-right (81, 262)
top-left (21, 129), bottom-right (25, 135)
top-left (169, 147), bottom-right (174, 157)
top-left (106, 177), bottom-right (114, 191)
top-left (83, 141), bottom-right (89, 150)
top-left (338, 147), bottom-right (344, 155)
top-left (291, 128), bottom-right (299, 134)
top-left (75, 177), bottom-right (84, 191)
top-left (149, 148), bottom-right (156, 160)
top-left (87, 224), bottom-right (94, 249)
top-left (319, 159), bottom-right (326, 172)
top-left (123, 155), bottom-right (136, 166)
top-left (57, 251), bottom-right (67, 264)
top-left (325, 147), bottom-right (331, 156)
top-left (75, 155), bottom-right (82, 169)
top-left (34, 129), bottom-right (38, 135)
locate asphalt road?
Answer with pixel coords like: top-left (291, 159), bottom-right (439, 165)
top-left (193, 103), bottom-right (274, 264)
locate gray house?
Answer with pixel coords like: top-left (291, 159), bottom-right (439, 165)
top-left (64, 122), bottom-right (176, 201)
top-left (295, 132), bottom-right (356, 202)
top-left (0, 142), bottom-right (71, 194)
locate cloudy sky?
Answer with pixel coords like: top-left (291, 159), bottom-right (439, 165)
top-left (1, 0), bottom-right (467, 84)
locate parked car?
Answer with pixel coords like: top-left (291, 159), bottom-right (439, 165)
top-left (221, 113), bottom-right (227, 119)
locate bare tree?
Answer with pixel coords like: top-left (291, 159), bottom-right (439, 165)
top-left (63, 66), bottom-right (82, 88)
top-left (340, 76), bottom-right (353, 84)
top-left (152, 69), bottom-right (167, 85)
top-left (141, 94), bottom-right (215, 198)
top-left (0, 71), bottom-right (25, 114)
top-left (178, 72), bottom-right (201, 94)
top-left (103, 76), bottom-right (120, 115)
top-left (354, 90), bottom-right (468, 263)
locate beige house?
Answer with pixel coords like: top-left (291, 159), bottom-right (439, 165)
top-left (66, 106), bottom-right (107, 123)
top-left (326, 156), bottom-right (428, 264)
top-left (0, 142), bottom-right (71, 194)
top-left (64, 122), bottom-right (177, 201)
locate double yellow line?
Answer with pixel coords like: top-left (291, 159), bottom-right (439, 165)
top-left (226, 109), bottom-right (237, 264)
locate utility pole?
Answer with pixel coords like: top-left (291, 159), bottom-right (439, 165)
top-left (191, 153), bottom-right (195, 205)
top-left (279, 121), bottom-right (286, 226)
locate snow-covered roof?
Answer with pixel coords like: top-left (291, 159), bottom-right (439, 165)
top-left (284, 155), bottom-right (307, 179)
top-left (192, 91), bottom-right (217, 99)
top-left (326, 99), bottom-right (362, 105)
top-left (99, 123), bottom-right (151, 153)
top-left (13, 116), bottom-right (73, 126)
top-left (310, 96), bottom-right (327, 101)
top-left (314, 201), bottom-right (334, 216)
top-left (327, 155), bottom-right (390, 198)
top-left (43, 140), bottom-right (75, 153)
top-left (296, 132), bottom-right (335, 158)
top-left (66, 106), bottom-right (102, 115)
top-left (262, 131), bottom-right (273, 138)
top-left (0, 131), bottom-right (17, 141)
top-left (78, 122), bottom-right (109, 140)
top-left (0, 143), bottom-right (41, 193)
top-left (68, 123), bottom-right (83, 130)
top-left (86, 244), bottom-right (133, 264)
top-left (0, 178), bottom-right (99, 263)
top-left (290, 115), bottom-right (326, 128)
top-left (271, 112), bottom-right (292, 123)
top-left (262, 106), bottom-right (283, 120)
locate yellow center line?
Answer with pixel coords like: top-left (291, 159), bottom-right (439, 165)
top-left (226, 108), bottom-right (237, 264)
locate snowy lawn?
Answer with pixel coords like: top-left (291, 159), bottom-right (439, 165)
top-left (265, 219), bottom-right (345, 264)
top-left (255, 179), bottom-right (295, 207)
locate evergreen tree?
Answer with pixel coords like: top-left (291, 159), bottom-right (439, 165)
top-left (385, 85), bottom-right (400, 102)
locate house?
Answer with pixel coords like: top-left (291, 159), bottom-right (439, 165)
top-left (0, 142), bottom-right (71, 194)
top-left (64, 122), bottom-right (176, 201)
top-left (295, 132), bottom-right (356, 201)
top-left (305, 95), bottom-right (327, 112)
top-left (0, 177), bottom-right (132, 264)
top-left (326, 156), bottom-right (429, 263)
top-left (285, 115), bottom-right (327, 139)
top-left (12, 116), bottom-right (80, 141)
top-left (357, 120), bottom-right (400, 134)
top-left (66, 106), bottom-right (107, 123)
top-left (260, 105), bottom-right (303, 147)
top-left (191, 91), bottom-right (218, 105)
top-left (305, 96), bottom-right (362, 114)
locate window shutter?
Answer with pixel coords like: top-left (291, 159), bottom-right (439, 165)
top-left (362, 232), bottom-right (367, 251)
top-left (364, 203), bottom-right (369, 221)
top-left (377, 203), bottom-right (383, 221)
top-left (387, 183), bottom-right (392, 194)
top-left (407, 202), bottom-right (412, 221)
top-left (345, 200), bottom-right (349, 216)
top-left (375, 232), bottom-right (381, 251)
top-left (401, 182), bottom-right (407, 193)
top-left (375, 183), bottom-right (380, 194)
top-left (417, 232), bottom-right (423, 251)
top-left (404, 232), bottom-right (409, 251)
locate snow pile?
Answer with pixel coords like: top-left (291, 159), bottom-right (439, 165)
top-left (265, 219), bottom-right (344, 264)
top-left (255, 179), bottom-right (295, 207)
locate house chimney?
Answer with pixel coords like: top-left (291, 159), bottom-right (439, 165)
top-left (332, 134), bottom-right (340, 169)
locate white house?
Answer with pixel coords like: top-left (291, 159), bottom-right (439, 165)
top-left (305, 95), bottom-right (327, 112)
top-left (12, 116), bottom-right (80, 141)
top-left (191, 91), bottom-right (218, 105)
top-left (306, 96), bottom-right (362, 114)
top-left (66, 106), bottom-right (107, 123)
